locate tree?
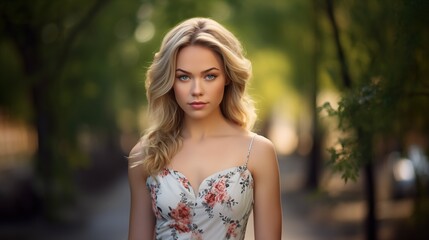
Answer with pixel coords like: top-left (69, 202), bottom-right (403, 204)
top-left (319, 0), bottom-right (429, 239)
top-left (0, 0), bottom-right (145, 220)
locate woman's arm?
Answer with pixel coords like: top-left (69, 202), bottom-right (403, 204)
top-left (128, 143), bottom-right (155, 240)
top-left (250, 135), bottom-right (282, 239)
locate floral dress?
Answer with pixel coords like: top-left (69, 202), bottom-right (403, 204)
top-left (146, 135), bottom-right (256, 240)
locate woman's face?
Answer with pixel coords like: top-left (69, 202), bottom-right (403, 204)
top-left (173, 45), bottom-right (226, 121)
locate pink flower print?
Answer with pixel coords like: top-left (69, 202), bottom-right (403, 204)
top-left (213, 178), bottom-right (228, 202)
top-left (215, 191), bottom-right (228, 203)
top-left (178, 177), bottom-right (191, 192)
top-left (160, 168), bottom-right (170, 177)
top-left (204, 178), bottom-right (231, 208)
top-left (169, 202), bottom-right (192, 233)
top-left (204, 192), bottom-right (217, 208)
top-left (226, 222), bottom-right (238, 239)
top-left (213, 178), bottom-right (227, 194)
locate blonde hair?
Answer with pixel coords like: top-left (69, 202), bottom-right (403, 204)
top-left (131, 17), bottom-right (256, 176)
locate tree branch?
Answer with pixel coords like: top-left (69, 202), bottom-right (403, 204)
top-left (51, 0), bottom-right (111, 81)
top-left (325, 0), bottom-right (352, 89)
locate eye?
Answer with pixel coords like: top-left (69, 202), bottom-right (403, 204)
top-left (205, 74), bottom-right (217, 81)
top-left (177, 75), bottom-right (190, 81)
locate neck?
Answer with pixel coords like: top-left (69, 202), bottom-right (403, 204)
top-left (181, 111), bottom-right (234, 140)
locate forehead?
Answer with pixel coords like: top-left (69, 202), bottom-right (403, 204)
top-left (176, 45), bottom-right (223, 71)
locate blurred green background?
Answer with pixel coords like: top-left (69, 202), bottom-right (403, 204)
top-left (1, 0), bottom-right (428, 239)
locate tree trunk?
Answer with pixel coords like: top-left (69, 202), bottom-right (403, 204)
top-left (324, 1), bottom-right (377, 239)
top-left (325, 0), bottom-right (351, 89)
top-left (14, 0), bottom-right (111, 220)
top-left (31, 83), bottom-right (59, 220)
top-left (306, 0), bottom-right (322, 190)
top-left (364, 160), bottom-right (377, 240)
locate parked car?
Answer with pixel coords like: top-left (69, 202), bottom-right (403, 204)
top-left (389, 145), bottom-right (429, 199)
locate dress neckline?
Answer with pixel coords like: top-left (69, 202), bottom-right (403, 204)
top-left (165, 165), bottom-right (251, 198)
top-left (150, 134), bottom-right (257, 198)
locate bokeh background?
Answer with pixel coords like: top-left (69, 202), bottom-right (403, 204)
top-left (1, 0), bottom-right (428, 239)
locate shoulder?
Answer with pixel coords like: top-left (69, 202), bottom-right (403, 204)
top-left (248, 134), bottom-right (278, 175)
top-left (251, 134), bottom-right (276, 157)
top-left (128, 138), bottom-right (148, 180)
top-left (129, 138), bottom-right (144, 159)
top-left (129, 138), bottom-right (145, 165)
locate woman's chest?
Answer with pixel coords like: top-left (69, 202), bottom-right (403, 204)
top-left (147, 166), bottom-right (254, 220)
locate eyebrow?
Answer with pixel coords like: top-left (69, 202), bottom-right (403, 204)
top-left (175, 67), bottom-right (220, 74)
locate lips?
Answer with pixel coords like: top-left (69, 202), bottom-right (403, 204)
top-left (189, 101), bottom-right (207, 110)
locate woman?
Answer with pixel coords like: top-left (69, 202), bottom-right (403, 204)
top-left (128, 17), bottom-right (282, 240)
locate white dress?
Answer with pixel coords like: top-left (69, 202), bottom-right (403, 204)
top-left (146, 135), bottom-right (256, 240)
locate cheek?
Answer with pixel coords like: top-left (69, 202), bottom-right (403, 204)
top-left (214, 84), bottom-right (226, 102)
top-left (173, 84), bottom-right (186, 102)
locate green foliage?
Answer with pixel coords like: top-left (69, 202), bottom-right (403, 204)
top-left (0, 0), bottom-right (147, 217)
top-left (0, 0), bottom-right (145, 153)
top-left (319, 80), bottom-right (383, 182)
top-left (319, 0), bottom-right (429, 182)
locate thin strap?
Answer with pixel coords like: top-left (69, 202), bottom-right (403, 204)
top-left (245, 134), bottom-right (257, 168)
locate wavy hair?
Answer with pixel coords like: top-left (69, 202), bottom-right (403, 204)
top-left (130, 17), bottom-right (256, 176)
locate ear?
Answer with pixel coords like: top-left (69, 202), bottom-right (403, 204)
top-left (225, 78), bottom-right (231, 86)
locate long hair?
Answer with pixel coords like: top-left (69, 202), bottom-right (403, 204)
top-left (131, 17), bottom-right (256, 176)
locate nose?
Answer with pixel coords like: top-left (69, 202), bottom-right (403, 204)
top-left (191, 78), bottom-right (204, 97)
